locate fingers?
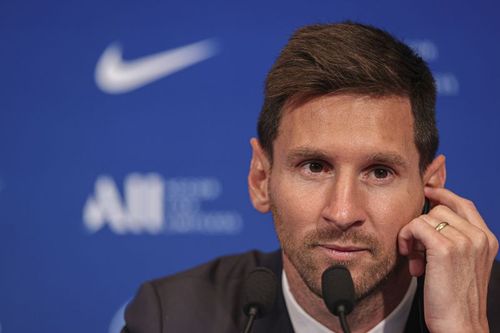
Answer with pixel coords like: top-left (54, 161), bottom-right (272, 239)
top-left (419, 214), bottom-right (480, 257)
top-left (398, 187), bottom-right (498, 331)
top-left (398, 213), bottom-right (482, 280)
top-left (422, 207), bottom-right (477, 239)
top-left (424, 187), bottom-right (485, 229)
top-left (397, 223), bottom-right (425, 277)
top-left (399, 188), bottom-right (499, 281)
top-left (398, 216), bottom-right (450, 257)
top-left (424, 187), bottom-right (499, 255)
top-left (408, 249), bottom-right (426, 277)
top-left (424, 205), bottom-right (491, 255)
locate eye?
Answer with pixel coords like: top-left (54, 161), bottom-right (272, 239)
top-left (308, 161), bottom-right (325, 173)
top-left (298, 160), bottom-right (332, 176)
top-left (373, 168), bottom-right (390, 179)
top-left (367, 166), bottom-right (396, 183)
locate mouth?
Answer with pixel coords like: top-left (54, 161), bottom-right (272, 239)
top-left (317, 243), bottom-right (370, 261)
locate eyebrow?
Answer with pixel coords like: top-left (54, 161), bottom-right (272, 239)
top-left (286, 147), bottom-right (409, 169)
top-left (366, 153), bottom-right (408, 169)
top-left (286, 148), bottom-right (331, 165)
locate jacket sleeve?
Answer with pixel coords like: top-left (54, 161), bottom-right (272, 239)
top-left (121, 282), bottom-right (162, 333)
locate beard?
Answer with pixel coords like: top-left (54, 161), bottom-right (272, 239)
top-left (271, 203), bottom-right (406, 303)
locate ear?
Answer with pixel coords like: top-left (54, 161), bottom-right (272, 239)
top-left (423, 154), bottom-right (446, 188)
top-left (248, 138), bottom-right (271, 213)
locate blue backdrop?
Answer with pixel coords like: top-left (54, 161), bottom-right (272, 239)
top-left (1, 1), bottom-right (499, 332)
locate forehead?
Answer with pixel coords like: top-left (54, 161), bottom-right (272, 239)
top-left (274, 94), bottom-right (418, 162)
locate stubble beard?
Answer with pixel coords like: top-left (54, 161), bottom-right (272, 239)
top-left (271, 203), bottom-right (406, 303)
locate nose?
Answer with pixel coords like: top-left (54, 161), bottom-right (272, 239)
top-left (321, 171), bottom-right (366, 230)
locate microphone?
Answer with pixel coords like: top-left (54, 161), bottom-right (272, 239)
top-left (322, 265), bottom-right (355, 333)
top-left (242, 267), bottom-right (278, 333)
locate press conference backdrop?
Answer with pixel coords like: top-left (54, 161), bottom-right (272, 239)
top-left (1, 0), bottom-right (499, 332)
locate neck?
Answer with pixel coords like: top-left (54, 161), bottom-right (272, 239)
top-left (283, 253), bottom-right (412, 333)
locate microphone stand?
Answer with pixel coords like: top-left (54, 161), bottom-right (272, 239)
top-left (242, 306), bottom-right (258, 333)
top-left (336, 304), bottom-right (351, 333)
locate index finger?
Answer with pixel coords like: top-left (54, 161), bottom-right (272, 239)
top-left (424, 186), bottom-right (485, 229)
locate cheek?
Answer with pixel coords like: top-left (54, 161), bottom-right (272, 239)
top-left (269, 175), bottom-right (327, 232)
top-left (365, 186), bottom-right (421, 239)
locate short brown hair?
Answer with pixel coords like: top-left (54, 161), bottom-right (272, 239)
top-left (257, 22), bottom-right (438, 172)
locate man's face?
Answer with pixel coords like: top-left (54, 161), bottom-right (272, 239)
top-left (268, 94), bottom-right (424, 300)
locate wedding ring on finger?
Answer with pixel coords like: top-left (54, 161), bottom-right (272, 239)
top-left (435, 221), bottom-right (450, 233)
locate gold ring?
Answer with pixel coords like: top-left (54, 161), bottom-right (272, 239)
top-left (435, 222), bottom-right (449, 232)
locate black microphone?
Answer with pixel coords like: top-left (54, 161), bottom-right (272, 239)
top-left (322, 265), bottom-right (355, 333)
top-left (242, 267), bottom-right (278, 333)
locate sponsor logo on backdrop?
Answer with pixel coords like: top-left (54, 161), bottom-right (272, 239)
top-left (407, 39), bottom-right (460, 96)
top-left (108, 301), bottom-right (127, 333)
top-left (95, 39), bottom-right (218, 94)
top-left (83, 173), bottom-right (243, 235)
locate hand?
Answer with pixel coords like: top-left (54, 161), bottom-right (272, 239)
top-left (398, 187), bottom-right (499, 333)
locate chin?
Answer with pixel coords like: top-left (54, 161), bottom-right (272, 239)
top-left (289, 248), bottom-right (405, 302)
top-left (341, 254), bottom-right (408, 302)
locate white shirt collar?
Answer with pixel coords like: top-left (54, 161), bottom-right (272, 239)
top-left (282, 270), bottom-right (417, 333)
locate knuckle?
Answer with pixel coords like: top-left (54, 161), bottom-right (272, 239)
top-left (410, 216), bottom-right (425, 227)
top-left (462, 198), bottom-right (476, 210)
top-left (491, 235), bottom-right (500, 254)
top-left (438, 247), bottom-right (452, 258)
top-left (471, 231), bottom-right (488, 252)
top-left (457, 235), bottom-right (474, 253)
top-left (476, 231), bottom-right (489, 247)
top-left (437, 241), bottom-right (454, 257)
top-left (430, 204), bottom-right (450, 216)
top-left (481, 230), bottom-right (499, 254)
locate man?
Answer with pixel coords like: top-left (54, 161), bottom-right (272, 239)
top-left (122, 22), bottom-right (499, 333)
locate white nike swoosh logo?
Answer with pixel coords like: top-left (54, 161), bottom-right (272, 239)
top-left (95, 39), bottom-right (218, 94)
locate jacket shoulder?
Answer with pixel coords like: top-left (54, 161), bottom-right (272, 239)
top-left (123, 249), bottom-right (281, 333)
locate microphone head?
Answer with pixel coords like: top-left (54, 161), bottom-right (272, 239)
top-left (242, 267), bottom-right (278, 318)
top-left (321, 265), bottom-right (355, 316)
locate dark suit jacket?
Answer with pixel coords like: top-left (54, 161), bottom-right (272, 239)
top-left (121, 250), bottom-right (500, 333)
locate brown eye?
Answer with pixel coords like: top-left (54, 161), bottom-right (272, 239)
top-left (308, 162), bottom-right (324, 173)
top-left (373, 168), bottom-right (389, 178)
